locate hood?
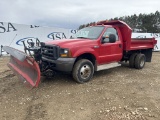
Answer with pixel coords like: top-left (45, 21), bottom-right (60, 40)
top-left (45, 39), bottom-right (97, 48)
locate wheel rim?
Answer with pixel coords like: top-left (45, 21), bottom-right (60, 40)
top-left (140, 57), bottom-right (145, 67)
top-left (80, 64), bottom-right (91, 79)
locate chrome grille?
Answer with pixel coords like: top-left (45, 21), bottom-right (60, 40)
top-left (41, 44), bottom-right (59, 60)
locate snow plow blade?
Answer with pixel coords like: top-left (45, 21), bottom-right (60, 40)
top-left (3, 46), bottom-right (41, 88)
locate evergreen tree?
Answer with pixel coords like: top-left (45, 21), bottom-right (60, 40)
top-left (78, 11), bottom-right (160, 33)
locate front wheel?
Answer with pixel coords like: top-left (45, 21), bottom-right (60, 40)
top-left (72, 59), bottom-right (94, 83)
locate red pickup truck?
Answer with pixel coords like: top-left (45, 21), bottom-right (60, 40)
top-left (3, 20), bottom-right (157, 87)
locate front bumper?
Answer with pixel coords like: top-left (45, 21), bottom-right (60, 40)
top-left (42, 57), bottom-right (76, 72)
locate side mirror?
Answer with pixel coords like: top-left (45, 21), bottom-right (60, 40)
top-left (102, 35), bottom-right (109, 39)
top-left (109, 34), bottom-right (116, 43)
top-left (101, 35), bottom-right (109, 44)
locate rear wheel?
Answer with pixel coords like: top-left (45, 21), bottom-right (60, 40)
top-left (129, 53), bottom-right (137, 68)
top-left (72, 59), bottom-right (94, 83)
top-left (135, 54), bottom-right (146, 69)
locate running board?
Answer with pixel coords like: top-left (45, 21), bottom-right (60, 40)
top-left (96, 62), bottom-right (121, 71)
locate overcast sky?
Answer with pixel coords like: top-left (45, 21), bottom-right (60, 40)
top-left (0, 0), bottom-right (160, 29)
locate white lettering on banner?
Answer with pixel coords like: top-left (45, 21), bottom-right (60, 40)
top-left (30, 25), bottom-right (39, 28)
top-left (71, 29), bottom-right (77, 34)
top-left (150, 33), bottom-right (160, 38)
top-left (154, 45), bottom-right (159, 50)
top-left (16, 37), bottom-right (37, 46)
top-left (70, 29), bottom-right (77, 38)
top-left (47, 32), bottom-right (67, 40)
top-left (0, 22), bottom-right (17, 33)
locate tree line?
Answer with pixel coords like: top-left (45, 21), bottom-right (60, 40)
top-left (78, 11), bottom-right (160, 33)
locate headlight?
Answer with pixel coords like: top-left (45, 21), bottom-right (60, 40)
top-left (60, 48), bottom-right (72, 58)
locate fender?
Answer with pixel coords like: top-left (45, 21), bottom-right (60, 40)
top-left (72, 47), bottom-right (99, 62)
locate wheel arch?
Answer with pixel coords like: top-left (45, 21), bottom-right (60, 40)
top-left (73, 53), bottom-right (97, 71)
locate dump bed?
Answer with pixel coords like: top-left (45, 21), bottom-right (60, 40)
top-left (97, 20), bottom-right (157, 51)
top-left (129, 38), bottom-right (157, 50)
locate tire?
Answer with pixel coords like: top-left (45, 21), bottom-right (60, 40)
top-left (135, 54), bottom-right (146, 69)
top-left (72, 59), bottom-right (94, 83)
top-left (129, 53), bottom-right (137, 68)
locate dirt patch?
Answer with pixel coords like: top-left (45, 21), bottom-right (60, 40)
top-left (25, 103), bottom-right (47, 120)
top-left (2, 73), bottom-right (15, 79)
top-left (0, 52), bottom-right (160, 120)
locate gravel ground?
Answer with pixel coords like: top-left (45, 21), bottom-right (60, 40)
top-left (0, 52), bottom-right (160, 120)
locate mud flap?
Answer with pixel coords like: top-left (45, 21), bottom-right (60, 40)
top-left (3, 46), bottom-right (41, 88)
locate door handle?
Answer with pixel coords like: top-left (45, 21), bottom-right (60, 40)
top-left (119, 44), bottom-right (122, 48)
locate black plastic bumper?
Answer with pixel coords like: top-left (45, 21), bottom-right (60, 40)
top-left (42, 57), bottom-right (76, 72)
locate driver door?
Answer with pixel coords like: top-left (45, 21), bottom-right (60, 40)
top-left (99, 27), bottom-right (122, 64)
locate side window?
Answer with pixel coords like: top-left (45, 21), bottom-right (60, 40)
top-left (102, 28), bottom-right (118, 43)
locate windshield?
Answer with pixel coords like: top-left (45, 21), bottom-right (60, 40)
top-left (76, 26), bottom-right (104, 39)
